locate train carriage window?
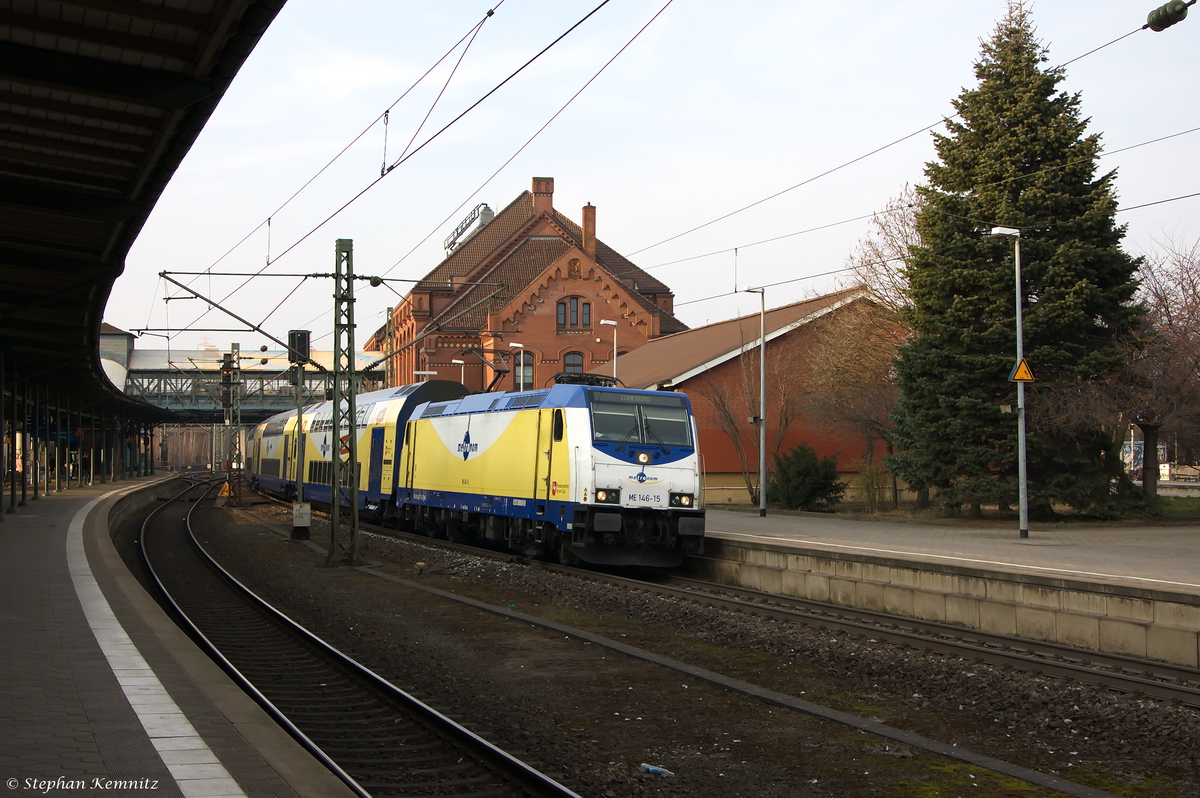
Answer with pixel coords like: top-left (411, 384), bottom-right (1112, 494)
top-left (553, 408), bottom-right (564, 441)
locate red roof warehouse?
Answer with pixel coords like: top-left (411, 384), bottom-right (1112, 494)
top-left (604, 288), bottom-right (880, 505)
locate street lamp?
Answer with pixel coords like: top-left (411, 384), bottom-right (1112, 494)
top-left (510, 343), bottom-right (524, 391)
top-left (990, 226), bottom-right (1029, 539)
top-left (743, 287), bottom-right (767, 518)
top-left (600, 319), bottom-right (618, 380)
top-left (451, 359), bottom-right (465, 383)
top-left (413, 370), bottom-right (437, 383)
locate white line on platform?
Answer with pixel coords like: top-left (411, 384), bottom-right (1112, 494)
top-left (67, 489), bottom-right (248, 798)
top-left (711, 531), bottom-right (1200, 592)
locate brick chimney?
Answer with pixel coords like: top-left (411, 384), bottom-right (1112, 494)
top-left (582, 203), bottom-right (596, 258)
top-left (532, 176), bottom-right (554, 215)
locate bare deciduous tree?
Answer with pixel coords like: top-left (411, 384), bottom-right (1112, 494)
top-left (1118, 242), bottom-right (1200, 503)
top-left (1030, 240), bottom-right (1200, 509)
top-left (799, 298), bottom-right (905, 511)
top-left (699, 330), bottom-right (809, 505)
top-left (800, 188), bottom-right (922, 511)
top-left (847, 185), bottom-right (922, 316)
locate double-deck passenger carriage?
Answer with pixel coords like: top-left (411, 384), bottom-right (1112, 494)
top-left (249, 378), bottom-right (704, 567)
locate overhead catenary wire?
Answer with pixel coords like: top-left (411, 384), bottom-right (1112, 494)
top-left (643, 123), bottom-right (1200, 273)
top-left (258, 0), bottom-right (620, 278)
top-left (164, 7), bottom-right (1176, 343)
top-left (628, 19), bottom-right (1160, 259)
top-left (383, 0), bottom-right (677, 279)
top-left (192, 5), bottom-right (505, 283)
top-left (395, 20), bottom-right (487, 166)
top-left (674, 187), bottom-right (1200, 311)
top-left (156, 0), bottom-right (676, 344)
top-left (170, 5), bottom-right (510, 339)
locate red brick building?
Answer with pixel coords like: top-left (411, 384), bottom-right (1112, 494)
top-left (365, 177), bottom-right (687, 390)
top-left (605, 288), bottom-right (881, 504)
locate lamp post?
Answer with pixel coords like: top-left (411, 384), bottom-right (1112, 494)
top-left (413, 370), bottom-right (437, 382)
top-left (991, 226), bottom-right (1029, 539)
top-left (451, 359), bottom-right (465, 384)
top-left (743, 287), bottom-right (767, 517)
top-left (600, 319), bottom-right (618, 380)
top-left (510, 343), bottom-right (525, 390)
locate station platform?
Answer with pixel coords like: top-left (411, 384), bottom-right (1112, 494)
top-left (704, 508), bottom-right (1200, 596)
top-left (693, 509), bottom-right (1200, 668)
top-left (0, 476), bottom-right (352, 798)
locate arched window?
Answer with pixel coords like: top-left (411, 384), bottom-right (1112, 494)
top-left (556, 297), bottom-right (591, 329)
top-left (564, 352), bottom-right (584, 373)
top-left (514, 351), bottom-right (535, 390)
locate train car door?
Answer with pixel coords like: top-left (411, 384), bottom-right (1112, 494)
top-left (367, 427), bottom-right (385, 496)
top-left (282, 434), bottom-right (290, 483)
top-left (402, 422), bottom-right (417, 494)
top-left (533, 409), bottom-right (550, 516)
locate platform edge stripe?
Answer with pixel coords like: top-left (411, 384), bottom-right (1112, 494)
top-left (710, 530), bottom-right (1200, 592)
top-left (66, 487), bottom-right (248, 798)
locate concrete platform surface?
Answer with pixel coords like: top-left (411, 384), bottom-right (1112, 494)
top-left (0, 476), bottom-right (353, 798)
top-left (705, 509), bottom-right (1200, 596)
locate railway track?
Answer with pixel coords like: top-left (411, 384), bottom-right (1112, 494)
top-left (235, 490), bottom-right (1157, 797)
top-left (256, 488), bottom-right (1200, 709)
top-left (566, 567), bottom-right (1200, 709)
top-left (141, 480), bottom-right (580, 798)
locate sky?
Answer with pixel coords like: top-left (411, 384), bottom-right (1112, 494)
top-left (107, 0), bottom-right (1200, 354)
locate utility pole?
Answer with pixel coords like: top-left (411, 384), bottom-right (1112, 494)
top-left (991, 227), bottom-right (1031, 539)
top-left (328, 239), bottom-right (361, 566)
top-left (744, 287), bottom-right (767, 517)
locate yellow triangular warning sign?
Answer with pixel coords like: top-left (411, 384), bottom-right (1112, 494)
top-left (218, 483), bottom-right (230, 496)
top-left (1010, 359), bottom-right (1035, 382)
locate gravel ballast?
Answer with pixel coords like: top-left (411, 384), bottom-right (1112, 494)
top-left (186, 501), bottom-right (1200, 797)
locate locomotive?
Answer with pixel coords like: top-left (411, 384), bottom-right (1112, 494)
top-left (248, 378), bottom-right (705, 567)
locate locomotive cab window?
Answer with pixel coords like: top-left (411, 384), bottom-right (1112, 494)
top-left (587, 390), bottom-right (692, 448)
top-left (553, 408), bottom-right (564, 442)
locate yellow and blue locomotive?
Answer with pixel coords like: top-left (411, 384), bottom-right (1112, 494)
top-left (249, 379), bottom-right (705, 567)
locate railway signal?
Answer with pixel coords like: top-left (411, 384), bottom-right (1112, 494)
top-left (219, 353), bottom-right (234, 408)
top-left (224, 345), bottom-right (244, 507)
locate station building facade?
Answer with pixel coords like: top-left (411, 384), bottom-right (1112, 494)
top-left (365, 177), bottom-right (687, 391)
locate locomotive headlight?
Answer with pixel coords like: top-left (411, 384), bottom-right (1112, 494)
top-left (669, 492), bottom-right (694, 507)
top-left (595, 488), bottom-right (621, 504)
top-left (636, 451), bottom-right (651, 464)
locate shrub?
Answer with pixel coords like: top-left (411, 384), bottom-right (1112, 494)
top-left (768, 444), bottom-right (846, 511)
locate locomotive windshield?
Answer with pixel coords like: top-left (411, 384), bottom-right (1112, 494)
top-left (587, 390), bottom-right (693, 448)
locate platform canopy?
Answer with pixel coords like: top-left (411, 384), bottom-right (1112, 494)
top-left (0, 0), bottom-right (286, 421)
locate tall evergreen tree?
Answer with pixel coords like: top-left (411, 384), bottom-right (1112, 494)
top-left (890, 3), bottom-right (1142, 516)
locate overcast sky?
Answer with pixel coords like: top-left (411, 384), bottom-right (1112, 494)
top-left (107, 0), bottom-right (1200, 353)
